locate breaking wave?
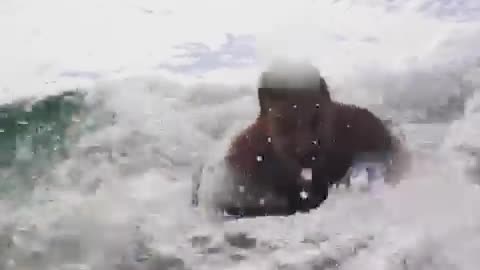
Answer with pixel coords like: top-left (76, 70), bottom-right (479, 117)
top-left (0, 59), bottom-right (479, 268)
top-left (1, 1), bottom-right (480, 269)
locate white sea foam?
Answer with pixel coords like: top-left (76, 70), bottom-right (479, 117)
top-left (1, 0), bottom-right (480, 269)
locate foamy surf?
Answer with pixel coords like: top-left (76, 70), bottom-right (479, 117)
top-left (1, 0), bottom-right (480, 269)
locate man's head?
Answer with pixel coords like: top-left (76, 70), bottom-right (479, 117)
top-left (257, 61), bottom-right (331, 167)
top-left (258, 61), bottom-right (331, 115)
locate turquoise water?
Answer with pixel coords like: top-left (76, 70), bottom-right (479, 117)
top-left (0, 90), bottom-right (105, 198)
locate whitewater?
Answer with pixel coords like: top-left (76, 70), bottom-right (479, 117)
top-left (1, 0), bottom-right (480, 269)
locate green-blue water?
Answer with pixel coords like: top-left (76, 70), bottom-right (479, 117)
top-left (0, 90), bottom-right (92, 196)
